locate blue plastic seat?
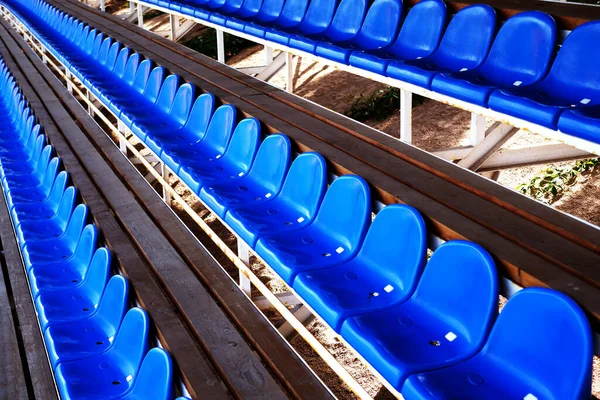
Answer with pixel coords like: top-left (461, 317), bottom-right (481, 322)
top-left (207, 0), bottom-right (245, 25)
top-left (15, 188), bottom-right (80, 248)
top-left (340, 241), bottom-right (498, 391)
top-left (224, 152), bottom-right (327, 247)
top-left (2, 149), bottom-right (59, 191)
top-left (254, 174), bottom-right (371, 285)
top-left (28, 227), bottom-right (104, 299)
top-left (102, 57), bottom-right (149, 115)
top-left (316, 0), bottom-right (393, 64)
top-left (55, 308), bottom-right (149, 399)
top-left (243, 0), bottom-right (285, 38)
top-left (558, 105), bottom-right (600, 144)
top-left (349, 0), bottom-right (447, 75)
top-left (198, 133), bottom-right (291, 218)
top-left (288, 0), bottom-right (336, 48)
top-left (224, 0), bottom-right (264, 31)
top-left (289, 0), bottom-right (367, 54)
top-left (178, 117), bottom-right (261, 193)
top-left (6, 167), bottom-right (65, 214)
top-left (44, 273), bottom-right (128, 368)
top-left (293, 204), bottom-right (427, 332)
top-left (490, 21), bottom-right (600, 129)
top-left (402, 288), bottom-right (593, 400)
top-left (432, 11), bottom-right (557, 107)
top-left (119, 65), bottom-right (166, 128)
top-left (121, 348), bottom-right (174, 400)
top-left (143, 82), bottom-right (196, 155)
top-left (160, 103), bottom-right (236, 174)
top-left (263, 0), bottom-right (311, 45)
top-left (386, 4), bottom-right (496, 88)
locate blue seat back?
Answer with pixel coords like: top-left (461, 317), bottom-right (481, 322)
top-left (246, 134), bottom-right (291, 195)
top-left (39, 158), bottom-right (62, 197)
top-left (123, 349), bottom-right (174, 400)
top-left (141, 66), bottom-right (166, 102)
top-left (353, 0), bottom-right (402, 50)
top-left (77, 25), bottom-right (91, 48)
top-left (426, 4), bottom-right (496, 71)
top-left (255, 0), bottom-right (286, 23)
top-left (543, 21), bottom-right (600, 104)
top-left (132, 59), bottom-right (153, 92)
top-left (112, 48), bottom-right (131, 77)
top-left (96, 273), bottom-right (129, 334)
top-left (169, 83), bottom-right (195, 125)
top-left (483, 288), bottom-right (592, 400)
top-left (275, 0), bottom-right (311, 29)
top-left (89, 32), bottom-right (105, 57)
top-left (54, 186), bottom-right (78, 226)
top-left (277, 152), bottom-right (327, 222)
top-left (199, 104), bottom-right (237, 154)
top-left (297, 0), bottom-right (336, 35)
top-left (155, 74), bottom-right (180, 114)
top-left (221, 0), bottom-right (245, 13)
top-left (355, 204), bottom-right (426, 301)
top-left (386, 0), bottom-right (446, 59)
top-left (323, 0), bottom-right (368, 43)
top-left (43, 170), bottom-right (68, 208)
top-left (62, 203), bottom-right (90, 247)
top-left (478, 11), bottom-right (556, 87)
top-left (71, 222), bottom-right (99, 269)
top-left (181, 93), bottom-right (215, 141)
top-left (413, 241), bottom-right (498, 347)
top-left (312, 175), bottom-right (371, 252)
top-left (222, 118), bottom-right (261, 173)
top-left (96, 37), bottom-right (112, 64)
top-left (105, 42), bottom-right (122, 71)
top-left (122, 53), bottom-right (141, 85)
top-left (112, 308), bottom-right (150, 388)
top-left (237, 0), bottom-right (264, 18)
top-left (80, 247), bottom-right (111, 300)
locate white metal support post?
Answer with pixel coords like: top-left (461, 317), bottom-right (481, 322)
top-left (137, 4), bottom-right (144, 28)
top-left (86, 90), bottom-right (95, 117)
top-left (400, 89), bottom-right (413, 143)
top-left (161, 163), bottom-right (171, 205)
top-left (169, 14), bottom-right (179, 41)
top-left (117, 120), bottom-right (128, 155)
top-left (100, 0), bottom-right (105, 12)
top-left (66, 71), bottom-right (73, 93)
top-left (264, 45), bottom-right (273, 65)
top-left (286, 52), bottom-right (294, 93)
top-left (129, 1), bottom-right (135, 13)
top-left (216, 29), bottom-right (225, 63)
top-left (237, 240), bottom-right (252, 297)
top-left (470, 113), bottom-right (486, 146)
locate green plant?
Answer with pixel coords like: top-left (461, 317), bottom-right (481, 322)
top-left (516, 158), bottom-right (600, 203)
top-left (343, 86), bottom-right (425, 122)
top-left (182, 28), bottom-right (254, 61)
top-left (144, 9), bottom-right (164, 19)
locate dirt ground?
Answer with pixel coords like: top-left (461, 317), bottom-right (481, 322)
top-left (97, 6), bottom-right (600, 398)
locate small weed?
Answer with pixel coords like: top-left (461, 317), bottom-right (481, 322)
top-left (517, 158), bottom-right (600, 203)
top-left (344, 86), bottom-right (425, 122)
top-left (182, 28), bottom-right (254, 61)
top-left (144, 9), bottom-right (164, 19)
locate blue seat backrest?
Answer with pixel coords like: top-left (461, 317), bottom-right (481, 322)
top-left (168, 82), bottom-right (195, 125)
top-left (77, 25), bottom-right (90, 48)
top-left (71, 223), bottom-right (99, 269)
top-left (141, 66), bottom-right (166, 102)
top-left (254, 0), bottom-right (286, 23)
top-left (96, 268), bottom-right (129, 330)
top-left (222, 118), bottom-right (261, 172)
top-left (352, 0), bottom-right (402, 50)
top-left (105, 42), bottom-right (122, 71)
top-left (182, 93), bottom-right (216, 141)
top-left (323, 0), bottom-right (368, 43)
top-left (477, 11), bottom-right (556, 86)
top-left (297, 0), bottom-right (337, 36)
top-left (386, 0), bottom-right (446, 59)
top-left (246, 134), bottom-right (291, 195)
top-left (89, 32), bottom-right (105, 57)
top-left (543, 21), bottom-right (600, 103)
top-left (200, 104), bottom-right (237, 154)
top-left (154, 74), bottom-right (180, 114)
top-left (113, 48), bottom-right (131, 78)
top-left (81, 246), bottom-right (111, 295)
top-left (426, 4), bottom-right (496, 71)
top-left (112, 308), bottom-right (150, 382)
top-left (312, 175), bottom-right (371, 251)
top-left (132, 59), bottom-right (154, 92)
top-left (275, 0), bottom-right (311, 28)
top-left (122, 53), bottom-right (141, 85)
top-left (220, 0), bottom-right (244, 12)
top-left (354, 204), bottom-right (427, 298)
top-left (484, 288), bottom-right (592, 400)
top-left (82, 28), bottom-right (98, 53)
top-left (413, 241), bottom-right (498, 344)
top-left (123, 349), bottom-right (174, 400)
top-left (237, 0), bottom-right (264, 18)
top-left (277, 152), bottom-right (327, 220)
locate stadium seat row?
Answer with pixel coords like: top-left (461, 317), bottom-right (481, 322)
top-left (0, 58), bottom-right (182, 399)
top-left (145, 0), bottom-right (600, 144)
top-left (3, 0), bottom-right (595, 397)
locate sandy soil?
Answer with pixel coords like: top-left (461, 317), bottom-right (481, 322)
top-left (98, 8), bottom-right (600, 399)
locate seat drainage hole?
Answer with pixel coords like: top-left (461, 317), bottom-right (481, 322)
top-left (254, 197), bottom-right (261, 201)
top-left (238, 185), bottom-right (248, 192)
top-left (62, 255), bottom-right (68, 259)
top-left (96, 341), bottom-right (103, 345)
top-left (54, 234), bottom-right (60, 237)
top-left (112, 381), bottom-right (120, 385)
top-left (72, 279), bottom-right (78, 283)
top-left (322, 253), bottom-right (331, 257)
top-left (82, 308), bottom-right (90, 312)
top-left (429, 340), bottom-right (441, 347)
top-left (267, 209), bottom-right (277, 215)
top-left (284, 221), bottom-right (293, 226)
